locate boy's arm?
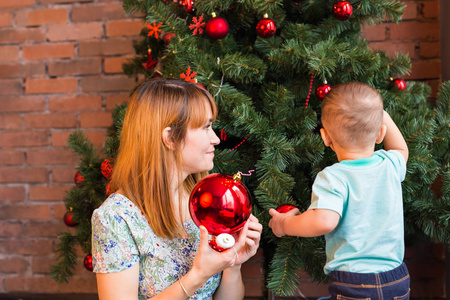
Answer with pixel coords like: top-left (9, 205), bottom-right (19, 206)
top-left (382, 111), bottom-right (409, 163)
top-left (268, 208), bottom-right (340, 238)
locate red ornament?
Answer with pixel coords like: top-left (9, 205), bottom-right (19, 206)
top-left (206, 14), bottom-right (229, 40)
top-left (163, 32), bottom-right (175, 45)
top-left (101, 158), bottom-right (113, 179)
top-left (147, 22), bottom-right (163, 39)
top-left (392, 78), bottom-right (407, 90)
top-left (256, 14), bottom-right (276, 38)
top-left (74, 171), bottom-right (84, 186)
top-left (84, 254), bottom-right (93, 272)
top-left (333, 1), bottom-right (353, 21)
top-left (316, 82), bottom-right (332, 101)
top-left (220, 129), bottom-right (227, 141)
top-left (276, 204), bottom-right (297, 213)
top-left (189, 173), bottom-right (252, 251)
top-left (143, 49), bottom-right (158, 70)
top-left (189, 14), bottom-right (205, 36)
top-left (63, 210), bottom-right (77, 227)
top-left (182, 0), bottom-right (195, 13)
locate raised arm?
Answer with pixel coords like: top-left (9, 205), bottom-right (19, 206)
top-left (381, 111), bottom-right (409, 163)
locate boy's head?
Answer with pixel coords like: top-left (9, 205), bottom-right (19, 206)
top-left (321, 82), bottom-right (384, 149)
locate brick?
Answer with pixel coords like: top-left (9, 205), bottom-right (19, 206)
top-left (368, 42), bottom-right (416, 58)
top-left (0, 150), bottom-right (25, 166)
top-left (105, 93), bottom-right (129, 110)
top-left (361, 24), bottom-right (388, 42)
top-left (0, 28), bottom-right (46, 44)
top-left (58, 276), bottom-right (98, 293)
top-left (72, 3), bottom-right (126, 22)
top-left (81, 75), bottom-right (135, 93)
top-left (0, 79), bottom-right (22, 96)
top-left (0, 204), bottom-right (52, 220)
top-left (0, 62), bottom-right (46, 79)
top-left (53, 203), bottom-right (67, 219)
top-left (0, 63), bottom-right (20, 78)
top-left (0, 115), bottom-right (22, 130)
top-left (4, 277), bottom-right (26, 292)
top-left (32, 256), bottom-right (54, 274)
top-left (0, 96), bottom-right (45, 112)
top-left (0, 186), bottom-right (25, 202)
top-left (0, 167), bottom-right (48, 183)
top-left (23, 43), bottom-right (74, 60)
top-left (27, 221), bottom-right (68, 237)
top-left (0, 222), bottom-right (23, 237)
top-left (0, 12), bottom-right (12, 27)
top-left (15, 8), bottom-right (68, 26)
top-left (49, 95), bottom-right (102, 112)
top-left (104, 56), bottom-right (131, 74)
top-left (79, 39), bottom-right (134, 56)
top-left (422, 1), bottom-right (439, 19)
top-left (407, 59), bottom-right (441, 80)
top-left (40, 0), bottom-right (93, 4)
top-left (25, 78), bottom-right (78, 94)
top-left (47, 23), bottom-right (103, 42)
top-left (52, 167), bottom-right (78, 183)
top-left (0, 45), bottom-right (19, 62)
top-left (26, 277), bottom-right (59, 293)
top-left (402, 2), bottom-right (418, 20)
top-left (0, 239), bottom-right (53, 255)
top-left (27, 149), bottom-right (78, 165)
top-left (0, 0), bottom-right (35, 9)
top-left (105, 19), bottom-right (144, 37)
top-left (390, 21), bottom-right (439, 40)
top-left (24, 113), bottom-right (77, 129)
top-left (48, 58), bottom-right (101, 76)
top-left (0, 257), bottom-right (28, 273)
top-left (419, 41), bottom-right (440, 58)
top-left (52, 130), bottom-right (107, 147)
top-left (0, 131), bottom-right (48, 147)
top-left (80, 112), bottom-right (113, 128)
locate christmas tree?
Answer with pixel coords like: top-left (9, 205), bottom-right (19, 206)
top-left (51, 0), bottom-right (450, 296)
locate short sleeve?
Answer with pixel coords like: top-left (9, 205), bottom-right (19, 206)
top-left (91, 206), bottom-right (140, 273)
top-left (378, 150), bottom-right (407, 182)
top-left (308, 169), bottom-right (347, 216)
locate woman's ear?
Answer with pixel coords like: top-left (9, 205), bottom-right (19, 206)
top-left (162, 127), bottom-right (175, 150)
top-left (375, 124), bottom-right (387, 144)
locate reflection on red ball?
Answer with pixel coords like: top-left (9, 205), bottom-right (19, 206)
top-left (276, 204), bottom-right (296, 213)
top-left (84, 254), bottom-right (93, 272)
top-left (316, 83), bottom-right (332, 101)
top-left (333, 0), bottom-right (353, 21)
top-left (63, 211), bottom-right (77, 227)
top-left (393, 78), bottom-right (407, 90)
top-left (189, 173), bottom-right (252, 236)
top-left (206, 17), bottom-right (229, 40)
top-left (256, 17), bottom-right (276, 38)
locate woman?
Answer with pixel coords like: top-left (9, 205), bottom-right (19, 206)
top-left (92, 78), bottom-right (262, 300)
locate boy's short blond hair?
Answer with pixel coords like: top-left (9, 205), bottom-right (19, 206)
top-left (321, 82), bottom-right (383, 148)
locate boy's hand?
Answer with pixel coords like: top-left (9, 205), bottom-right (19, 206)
top-left (268, 208), bottom-right (300, 237)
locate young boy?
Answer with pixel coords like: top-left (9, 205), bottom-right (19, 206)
top-left (269, 82), bottom-right (410, 299)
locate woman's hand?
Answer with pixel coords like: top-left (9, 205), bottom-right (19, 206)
top-left (233, 214), bottom-right (262, 265)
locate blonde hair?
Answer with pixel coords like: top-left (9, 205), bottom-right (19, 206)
top-left (110, 79), bottom-right (217, 238)
top-left (321, 82), bottom-right (383, 148)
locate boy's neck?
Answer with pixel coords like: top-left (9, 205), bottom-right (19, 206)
top-left (334, 145), bottom-right (375, 162)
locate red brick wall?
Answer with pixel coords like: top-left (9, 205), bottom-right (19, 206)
top-left (0, 0), bottom-right (444, 298)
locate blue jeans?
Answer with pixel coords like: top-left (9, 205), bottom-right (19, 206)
top-left (329, 263), bottom-right (410, 300)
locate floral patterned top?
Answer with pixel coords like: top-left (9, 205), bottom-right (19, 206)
top-left (92, 193), bottom-right (222, 299)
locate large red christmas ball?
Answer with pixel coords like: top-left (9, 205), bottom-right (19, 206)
top-left (101, 158), bottom-right (113, 179)
top-left (63, 211), bottom-right (77, 227)
top-left (316, 83), bottom-right (332, 101)
top-left (189, 173), bottom-right (252, 237)
top-left (206, 16), bottom-right (229, 40)
top-left (392, 78), bottom-right (407, 90)
top-left (333, 1), bottom-right (353, 21)
top-left (84, 254), bottom-right (93, 272)
top-left (74, 171), bottom-right (84, 186)
top-left (276, 204), bottom-right (297, 213)
top-left (256, 17), bottom-right (276, 38)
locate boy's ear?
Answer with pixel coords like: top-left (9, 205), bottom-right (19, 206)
top-left (162, 127), bottom-right (175, 150)
top-left (320, 128), bottom-right (332, 147)
top-left (375, 124), bottom-right (387, 144)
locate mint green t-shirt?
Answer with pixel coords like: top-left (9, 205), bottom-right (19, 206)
top-left (309, 150), bottom-right (407, 274)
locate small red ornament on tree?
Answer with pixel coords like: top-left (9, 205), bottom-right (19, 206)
top-left (206, 13), bottom-right (229, 40)
top-left (74, 171), bottom-right (84, 186)
top-left (84, 254), bottom-right (93, 272)
top-left (333, 1), bottom-right (353, 21)
top-left (189, 14), bottom-right (205, 36)
top-left (143, 49), bottom-right (158, 70)
top-left (147, 22), bottom-right (163, 39)
top-left (162, 32), bottom-right (175, 45)
top-left (392, 78), bottom-right (407, 90)
top-left (101, 158), bottom-right (114, 179)
top-left (276, 204), bottom-right (297, 213)
top-left (63, 209), bottom-right (77, 227)
top-left (256, 14), bottom-right (277, 38)
top-left (182, 0), bottom-right (195, 13)
top-left (316, 81), bottom-right (332, 101)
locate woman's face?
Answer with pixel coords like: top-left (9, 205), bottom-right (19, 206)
top-left (181, 103), bottom-right (220, 176)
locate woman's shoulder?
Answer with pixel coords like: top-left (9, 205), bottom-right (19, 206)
top-left (92, 193), bottom-right (144, 224)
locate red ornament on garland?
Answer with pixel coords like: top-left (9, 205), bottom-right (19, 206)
top-left (189, 173), bottom-right (252, 251)
top-left (163, 32), bottom-right (175, 45)
top-left (182, 0), bottom-right (195, 13)
top-left (276, 204), bottom-right (297, 213)
top-left (74, 171), bottom-right (84, 186)
top-left (333, 1), bottom-right (353, 21)
top-left (392, 78), bottom-right (407, 90)
top-left (63, 210), bottom-right (77, 227)
top-left (256, 14), bottom-right (277, 38)
top-left (316, 82), bottom-right (332, 101)
top-left (101, 158), bottom-right (114, 179)
top-left (206, 13), bottom-right (229, 40)
top-left (84, 254), bottom-right (93, 272)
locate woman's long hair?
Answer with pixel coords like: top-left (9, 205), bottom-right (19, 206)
top-left (110, 79), bottom-right (217, 238)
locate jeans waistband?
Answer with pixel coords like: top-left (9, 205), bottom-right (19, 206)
top-left (330, 263), bottom-right (409, 285)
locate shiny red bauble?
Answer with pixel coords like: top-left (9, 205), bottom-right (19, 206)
top-left (316, 83), bottom-right (332, 101)
top-left (74, 171), bottom-right (84, 186)
top-left (101, 158), bottom-right (113, 179)
top-left (189, 173), bottom-right (252, 250)
top-left (392, 78), bottom-right (407, 90)
top-left (63, 211), bottom-right (77, 227)
top-left (276, 204), bottom-right (297, 213)
top-left (206, 16), bottom-right (229, 40)
top-left (84, 253), bottom-right (93, 272)
top-left (163, 32), bottom-right (175, 45)
top-left (182, 0), bottom-right (194, 13)
top-left (256, 17), bottom-right (276, 38)
top-left (333, 1), bottom-right (353, 21)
